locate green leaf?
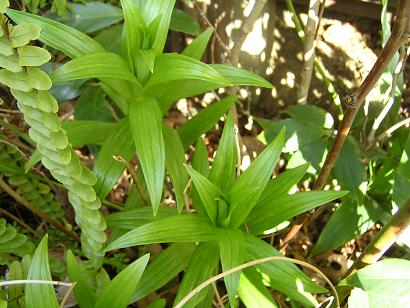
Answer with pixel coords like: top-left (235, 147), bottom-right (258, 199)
top-left (66, 250), bottom-right (96, 308)
top-left (334, 136), bottom-right (366, 202)
top-left (248, 190), bottom-right (348, 234)
top-left (26, 235), bottom-right (59, 308)
top-left (9, 24), bottom-right (41, 48)
top-left (6, 9), bottom-right (104, 58)
top-left (211, 64), bottom-right (272, 89)
top-left (143, 0), bottom-right (176, 55)
top-left (144, 53), bottom-right (230, 112)
top-left (311, 198), bottom-right (379, 256)
top-left (163, 124), bottom-right (188, 212)
top-left (178, 96), bottom-right (236, 149)
top-left (129, 96), bottom-right (165, 215)
top-left (227, 128), bottom-right (285, 228)
top-left (245, 235), bottom-right (325, 306)
top-left (74, 85), bottom-right (113, 122)
top-left (18, 46), bottom-right (51, 67)
top-left (182, 27), bottom-right (213, 61)
top-left (95, 254), bottom-right (150, 308)
top-left (218, 228), bottom-right (245, 307)
top-left (94, 118), bottom-right (135, 199)
top-left (106, 206), bottom-right (178, 230)
top-left (285, 105), bottom-right (334, 130)
top-left (238, 268), bottom-right (278, 308)
top-left (170, 8), bottom-right (200, 36)
top-left (62, 120), bottom-right (115, 146)
top-left (131, 243), bottom-right (196, 302)
top-left (94, 25), bottom-right (122, 54)
top-left (106, 215), bottom-right (215, 251)
top-left (208, 113), bottom-right (237, 193)
top-left (50, 52), bottom-right (140, 84)
top-left (0, 160), bottom-right (22, 174)
top-left (184, 164), bottom-right (224, 224)
top-left (44, 2), bottom-right (123, 34)
top-left (340, 259), bottom-right (410, 308)
top-left (26, 67), bottom-right (52, 90)
top-left (175, 242), bottom-right (219, 308)
top-left (121, 0), bottom-right (145, 70)
top-left (256, 164), bottom-right (309, 209)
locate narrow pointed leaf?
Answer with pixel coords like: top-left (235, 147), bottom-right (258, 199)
top-left (94, 118), bottom-right (135, 199)
top-left (218, 228), bottom-right (245, 307)
top-left (62, 120), bottom-right (115, 146)
top-left (191, 138), bottom-right (209, 217)
top-left (106, 215), bottom-right (215, 251)
top-left (6, 9), bottom-right (104, 58)
top-left (209, 112), bottom-right (237, 193)
top-left (184, 164), bottom-right (224, 224)
top-left (178, 96), bottom-right (236, 149)
top-left (175, 242), bottom-right (220, 308)
top-left (66, 250), bottom-right (96, 308)
top-left (247, 190), bottom-right (348, 234)
top-left (131, 243), bottom-right (196, 302)
top-left (50, 52), bottom-right (140, 84)
top-left (143, 0), bottom-right (176, 55)
top-left (245, 235), bottom-right (325, 306)
top-left (163, 124), bottom-right (188, 212)
top-left (182, 27), bottom-right (213, 60)
top-left (211, 64), bottom-right (273, 88)
top-left (95, 254), bottom-right (150, 308)
top-left (26, 235), bottom-right (59, 308)
top-left (238, 268), bottom-right (278, 308)
top-left (170, 8), bottom-right (200, 36)
top-left (228, 128), bottom-right (285, 228)
top-left (129, 97), bottom-right (165, 215)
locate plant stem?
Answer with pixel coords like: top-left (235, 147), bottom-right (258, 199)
top-left (373, 117), bottom-right (410, 144)
top-left (0, 207), bottom-right (42, 239)
top-left (297, 0), bottom-right (321, 104)
top-left (345, 197), bottom-right (410, 277)
top-left (279, 0), bottom-right (410, 250)
top-left (0, 177), bottom-right (80, 242)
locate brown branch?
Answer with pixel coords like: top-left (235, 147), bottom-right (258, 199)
top-left (279, 0), bottom-right (410, 251)
top-left (345, 198), bottom-right (410, 277)
top-left (0, 177), bottom-right (80, 242)
top-left (0, 207), bottom-right (42, 239)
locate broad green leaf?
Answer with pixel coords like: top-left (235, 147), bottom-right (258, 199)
top-left (131, 243), bottom-right (196, 302)
top-left (256, 164), bottom-right (309, 208)
top-left (340, 259), bottom-right (410, 308)
top-left (26, 67), bottom-right (52, 90)
top-left (247, 190), bottom-right (348, 234)
top-left (182, 27), bottom-right (213, 61)
top-left (94, 25), bottom-right (122, 54)
top-left (208, 112), bottom-right (237, 193)
top-left (106, 215), bottom-right (215, 250)
top-left (178, 96), bottom-right (236, 149)
top-left (106, 206), bottom-right (178, 230)
top-left (245, 235), bottom-right (325, 306)
top-left (95, 254), bottom-right (150, 308)
top-left (44, 2), bottom-right (123, 34)
top-left (238, 268), bottom-right (278, 308)
top-left (17, 46), bottom-right (51, 67)
top-left (94, 118), bottom-right (135, 199)
top-left (184, 164), bottom-right (224, 224)
top-left (50, 52), bottom-right (140, 84)
top-left (227, 128), bottom-right (285, 228)
top-left (218, 228), bottom-right (245, 307)
top-left (121, 0), bottom-right (145, 70)
top-left (311, 198), bottom-right (381, 256)
top-left (170, 8), bottom-right (200, 36)
top-left (334, 136), bottom-right (366, 202)
top-left (143, 0), bottom-right (176, 55)
top-left (144, 53), bottom-right (230, 112)
top-left (285, 105), bottom-right (334, 130)
top-left (287, 138), bottom-right (327, 172)
top-left (62, 120), bottom-right (115, 146)
top-left (211, 64), bottom-right (272, 89)
top-left (129, 96), bottom-right (165, 215)
top-left (66, 250), bottom-right (96, 308)
top-left (163, 124), bottom-right (188, 212)
top-left (26, 235), bottom-right (59, 308)
top-left (393, 132), bottom-right (410, 206)
top-left (175, 242), bottom-right (219, 308)
top-left (6, 9), bottom-right (104, 58)
top-left (9, 24), bottom-right (41, 48)
top-left (74, 85), bottom-right (113, 122)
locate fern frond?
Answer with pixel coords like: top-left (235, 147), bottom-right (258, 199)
top-left (0, 219), bottom-right (35, 258)
top-left (0, 11), bottom-right (106, 264)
